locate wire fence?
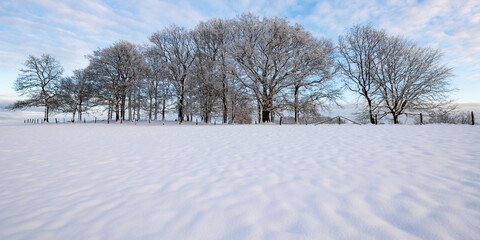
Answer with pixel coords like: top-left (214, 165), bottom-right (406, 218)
top-left (22, 112), bottom-right (476, 125)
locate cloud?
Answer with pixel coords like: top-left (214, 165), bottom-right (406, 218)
top-left (298, 0), bottom-right (480, 100)
top-left (0, 0), bottom-right (479, 101)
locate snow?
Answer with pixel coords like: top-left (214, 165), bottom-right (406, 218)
top-left (1, 124), bottom-right (479, 239)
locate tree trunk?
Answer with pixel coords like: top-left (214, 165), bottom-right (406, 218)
top-left (136, 93), bottom-right (141, 121)
top-left (115, 97), bottom-right (120, 121)
top-left (205, 112), bottom-right (210, 124)
top-left (262, 110), bottom-right (270, 123)
top-left (108, 101), bottom-right (112, 121)
top-left (149, 97), bottom-right (153, 121)
top-left (78, 100), bottom-right (82, 121)
top-left (71, 110), bottom-right (76, 123)
top-left (116, 105), bottom-right (120, 121)
top-left (186, 99), bottom-right (190, 122)
top-left (121, 96), bottom-right (126, 121)
top-left (44, 100), bottom-right (49, 123)
top-left (367, 98), bottom-right (375, 124)
top-left (222, 77), bottom-right (228, 124)
top-left (392, 113), bottom-right (399, 124)
top-left (231, 98), bottom-right (236, 124)
top-left (178, 93), bottom-right (184, 124)
top-left (262, 97), bottom-right (273, 123)
top-left (257, 102), bottom-right (262, 123)
top-left (294, 86), bottom-right (299, 124)
top-left (128, 96), bottom-right (133, 121)
top-left (154, 85), bottom-right (159, 121)
top-left (162, 99), bottom-right (166, 121)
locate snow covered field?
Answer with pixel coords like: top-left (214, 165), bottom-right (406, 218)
top-left (1, 124), bottom-right (479, 239)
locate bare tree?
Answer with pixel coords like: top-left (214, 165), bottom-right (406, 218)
top-left (10, 54), bottom-right (63, 122)
top-left (230, 14), bottom-right (339, 123)
top-left (374, 36), bottom-right (454, 124)
top-left (338, 25), bottom-right (386, 124)
top-left (191, 18), bottom-right (234, 123)
top-left (144, 47), bottom-right (173, 121)
top-left (231, 14), bottom-right (323, 122)
top-left (87, 41), bottom-right (144, 122)
top-left (288, 35), bottom-right (338, 124)
top-left (57, 69), bottom-right (95, 122)
top-left (150, 25), bottom-right (196, 124)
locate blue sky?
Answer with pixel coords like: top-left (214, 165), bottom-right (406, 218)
top-left (1, 0), bottom-right (479, 102)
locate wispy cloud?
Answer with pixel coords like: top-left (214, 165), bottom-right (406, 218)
top-left (0, 0), bottom-right (479, 101)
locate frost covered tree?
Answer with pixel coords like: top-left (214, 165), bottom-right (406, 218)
top-left (87, 41), bottom-right (145, 122)
top-left (10, 54), bottom-right (63, 122)
top-left (287, 34), bottom-right (338, 124)
top-left (230, 14), bottom-right (337, 123)
top-left (339, 25), bottom-right (454, 124)
top-left (150, 25), bottom-right (196, 124)
top-left (57, 69), bottom-right (95, 122)
top-left (374, 36), bottom-right (454, 124)
top-left (338, 25), bottom-right (386, 124)
top-left (144, 48), bottom-right (173, 121)
top-left (191, 18), bottom-right (234, 123)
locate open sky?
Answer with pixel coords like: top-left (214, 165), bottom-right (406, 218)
top-left (1, 0), bottom-right (479, 102)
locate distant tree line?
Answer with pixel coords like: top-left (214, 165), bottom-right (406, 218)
top-left (10, 14), bottom-right (454, 124)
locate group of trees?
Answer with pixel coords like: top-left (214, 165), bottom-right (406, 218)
top-left (337, 25), bottom-right (453, 124)
top-left (10, 14), bottom-right (454, 124)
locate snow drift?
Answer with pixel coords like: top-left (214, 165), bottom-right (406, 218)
top-left (0, 124), bottom-right (479, 239)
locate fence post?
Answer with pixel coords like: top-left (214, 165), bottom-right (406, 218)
top-left (338, 116), bottom-right (341, 125)
top-left (84, 118), bottom-right (86, 123)
top-left (55, 118), bottom-right (58, 124)
top-left (420, 113), bottom-right (423, 125)
top-left (472, 111), bottom-right (475, 125)
top-left (95, 117), bottom-right (97, 124)
top-left (196, 118), bottom-right (198, 125)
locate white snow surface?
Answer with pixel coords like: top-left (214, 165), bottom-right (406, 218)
top-left (1, 124), bottom-right (479, 239)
